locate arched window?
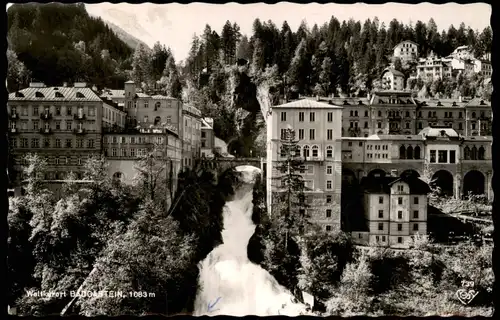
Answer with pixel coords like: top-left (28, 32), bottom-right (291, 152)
top-left (399, 145), bottom-right (406, 159)
top-left (464, 146), bottom-right (470, 160)
top-left (406, 146), bottom-right (413, 160)
top-left (471, 146), bottom-right (477, 160)
top-left (414, 146), bottom-right (421, 159)
top-left (154, 116), bottom-right (161, 126)
top-left (312, 145), bottom-right (319, 157)
top-left (471, 112), bottom-right (476, 119)
top-left (303, 145), bottom-right (310, 158)
top-left (478, 146), bottom-right (485, 160)
top-left (428, 111), bottom-right (432, 118)
top-left (326, 145), bottom-right (333, 158)
top-left (378, 111), bottom-right (382, 117)
top-left (155, 102), bottom-right (161, 111)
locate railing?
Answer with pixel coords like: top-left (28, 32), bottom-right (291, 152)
top-left (39, 128), bottom-right (53, 134)
top-left (40, 113), bottom-right (52, 120)
top-left (74, 114), bottom-right (86, 120)
top-left (10, 113), bottom-right (19, 120)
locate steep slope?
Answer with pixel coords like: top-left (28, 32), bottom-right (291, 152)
top-left (7, 3), bottom-right (133, 88)
top-left (102, 20), bottom-right (150, 50)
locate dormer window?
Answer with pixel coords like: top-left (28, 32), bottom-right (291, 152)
top-left (35, 91), bottom-right (45, 98)
top-left (358, 101), bottom-right (363, 105)
top-left (452, 102), bottom-right (457, 106)
top-left (437, 101), bottom-right (443, 106)
top-left (76, 92), bottom-right (85, 98)
top-left (440, 130), bottom-right (446, 136)
top-left (15, 92), bottom-right (24, 97)
top-left (480, 100), bottom-right (486, 105)
top-left (55, 92), bottom-right (64, 98)
top-left (343, 100), bottom-right (348, 105)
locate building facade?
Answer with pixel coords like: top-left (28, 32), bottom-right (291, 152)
top-left (201, 118), bottom-right (215, 158)
top-left (393, 40), bottom-right (419, 61)
top-left (266, 99), bottom-right (343, 232)
top-left (352, 175), bottom-right (430, 248)
top-left (381, 68), bottom-right (405, 91)
top-left (8, 82), bottom-right (108, 183)
top-left (417, 53), bottom-right (453, 80)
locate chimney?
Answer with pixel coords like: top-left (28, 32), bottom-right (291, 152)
top-left (74, 82), bottom-right (87, 88)
top-left (29, 82), bottom-right (46, 88)
top-left (459, 96), bottom-right (462, 103)
top-left (391, 169), bottom-right (398, 177)
top-left (316, 95), bottom-right (320, 101)
top-left (92, 85), bottom-right (98, 91)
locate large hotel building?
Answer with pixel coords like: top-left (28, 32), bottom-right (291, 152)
top-left (266, 89), bottom-right (492, 247)
top-left (7, 81), bottom-right (205, 196)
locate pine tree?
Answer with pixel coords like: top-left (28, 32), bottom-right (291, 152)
top-left (235, 35), bottom-right (251, 61)
top-left (132, 43), bottom-right (152, 89)
top-left (286, 38), bottom-right (308, 94)
top-left (160, 55), bottom-right (182, 99)
top-left (273, 128), bottom-right (309, 236)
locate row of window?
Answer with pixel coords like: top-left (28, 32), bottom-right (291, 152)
top-left (10, 120), bottom-right (90, 131)
top-left (17, 156), bottom-right (89, 167)
top-left (374, 235), bottom-right (406, 244)
top-left (345, 110), bottom-right (489, 120)
top-left (280, 144), bottom-right (334, 158)
top-left (367, 153), bottom-right (388, 159)
top-left (429, 150), bottom-right (456, 164)
top-left (125, 100), bottom-right (175, 109)
top-left (376, 209), bottom-right (421, 219)
top-left (281, 128), bottom-right (339, 141)
top-left (299, 165), bottom-right (335, 175)
top-left (281, 111), bottom-right (335, 122)
top-left (104, 136), bottom-right (164, 145)
top-left (10, 106), bottom-right (95, 117)
top-left (377, 222), bottom-right (421, 231)
top-left (378, 196), bottom-right (420, 204)
top-left (11, 138), bottom-right (95, 149)
top-left (105, 148), bottom-right (152, 157)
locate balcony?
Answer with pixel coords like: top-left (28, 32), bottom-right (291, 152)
top-left (9, 128), bottom-right (18, 134)
top-left (73, 128), bottom-right (86, 135)
top-left (388, 115), bottom-right (402, 120)
top-left (40, 113), bottom-right (52, 120)
top-left (39, 128), bottom-right (53, 134)
top-left (74, 113), bottom-right (86, 121)
top-left (10, 113), bottom-right (19, 120)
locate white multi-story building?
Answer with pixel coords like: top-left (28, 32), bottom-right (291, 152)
top-left (393, 40), bottom-right (419, 62)
top-left (266, 99), bottom-right (343, 232)
top-left (381, 68), bottom-right (405, 91)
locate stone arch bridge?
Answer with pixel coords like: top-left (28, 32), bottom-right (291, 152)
top-left (214, 157), bottom-right (265, 172)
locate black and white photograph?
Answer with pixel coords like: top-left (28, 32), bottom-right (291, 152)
top-left (5, 1), bottom-right (494, 317)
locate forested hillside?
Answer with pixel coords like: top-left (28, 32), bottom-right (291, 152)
top-left (103, 20), bottom-right (150, 51)
top-left (7, 3), bottom-right (133, 91)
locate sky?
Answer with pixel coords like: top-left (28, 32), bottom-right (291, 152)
top-left (8, 2), bottom-right (492, 62)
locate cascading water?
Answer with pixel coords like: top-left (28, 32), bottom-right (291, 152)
top-left (193, 166), bottom-right (310, 316)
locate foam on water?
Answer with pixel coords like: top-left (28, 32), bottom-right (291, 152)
top-left (193, 166), bottom-right (310, 316)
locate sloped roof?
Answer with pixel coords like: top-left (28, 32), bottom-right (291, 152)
top-left (101, 89), bottom-right (125, 98)
top-left (201, 118), bottom-right (213, 129)
top-left (465, 98), bottom-right (490, 107)
top-left (382, 68), bottom-right (404, 78)
top-left (393, 40), bottom-right (419, 49)
top-left (418, 126), bottom-right (459, 138)
top-left (273, 98), bottom-right (342, 109)
top-left (9, 87), bottom-right (102, 102)
top-left (361, 176), bottom-right (430, 195)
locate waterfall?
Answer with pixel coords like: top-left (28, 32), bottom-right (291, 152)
top-left (193, 166), bottom-right (310, 316)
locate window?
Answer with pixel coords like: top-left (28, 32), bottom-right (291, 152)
top-left (378, 122), bottom-right (382, 128)
top-left (33, 121), bottom-right (39, 131)
top-left (459, 112), bottom-right (463, 118)
top-left (312, 145), bottom-right (318, 157)
top-left (430, 150), bottom-right (436, 163)
top-left (326, 166), bottom-right (333, 175)
top-left (310, 112), bottom-right (315, 122)
top-left (326, 180), bottom-right (332, 190)
top-left (309, 129), bottom-right (315, 140)
top-left (414, 197), bottom-right (419, 204)
top-left (379, 196), bottom-right (383, 204)
top-left (382, 235), bottom-right (386, 242)
top-left (326, 209), bottom-right (332, 218)
top-left (450, 150), bottom-right (456, 164)
top-left (66, 139), bottom-right (72, 148)
top-left (298, 129), bottom-right (304, 140)
top-left (438, 150), bottom-right (447, 163)
top-left (67, 121), bottom-right (72, 130)
top-left (130, 149), bottom-right (136, 157)
top-left (303, 145), bottom-right (310, 158)
top-left (326, 195), bottom-right (332, 204)
top-left (398, 197), bottom-right (403, 205)
top-left (378, 210), bottom-right (383, 218)
top-left (378, 111), bottom-right (382, 117)
top-left (326, 146), bottom-right (333, 158)
top-left (144, 116), bottom-right (149, 123)
top-left (299, 112), bottom-right (304, 122)
top-left (413, 210), bottom-right (419, 219)
top-left (327, 112), bottom-right (333, 122)
top-left (280, 112), bottom-right (286, 121)
top-left (378, 223), bottom-right (383, 230)
top-left (397, 237), bottom-right (403, 243)
top-left (56, 106), bottom-right (61, 116)
top-left (398, 224), bottom-right (403, 231)
top-left (88, 139), bottom-right (94, 148)
top-left (166, 115), bottom-right (172, 124)
top-left (327, 129), bottom-right (333, 140)
top-left (413, 224), bottom-right (419, 231)
top-left (398, 211), bottom-right (403, 219)
top-left (376, 235), bottom-right (380, 241)
top-left (326, 225), bottom-right (332, 231)
top-left (398, 185), bottom-right (404, 192)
